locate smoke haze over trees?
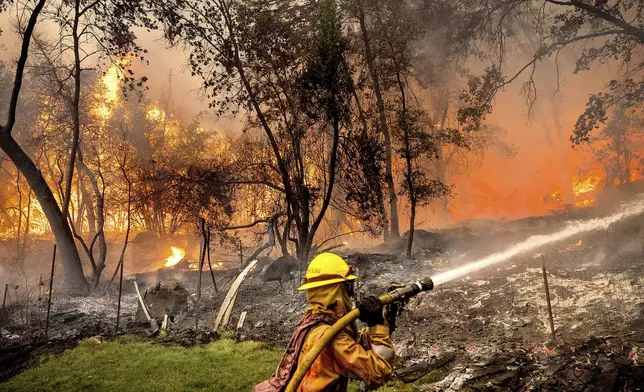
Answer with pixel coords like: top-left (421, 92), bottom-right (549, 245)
top-left (0, 0), bottom-right (643, 292)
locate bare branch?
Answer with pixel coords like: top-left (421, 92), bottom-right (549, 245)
top-left (1, 0), bottom-right (47, 135)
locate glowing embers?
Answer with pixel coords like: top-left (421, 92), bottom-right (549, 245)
top-left (564, 240), bottom-right (582, 251)
top-left (164, 246), bottom-right (186, 267)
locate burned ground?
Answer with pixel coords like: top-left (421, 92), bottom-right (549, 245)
top-left (1, 204), bottom-right (644, 390)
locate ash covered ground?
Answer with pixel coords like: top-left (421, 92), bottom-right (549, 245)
top-left (2, 199), bottom-right (644, 391)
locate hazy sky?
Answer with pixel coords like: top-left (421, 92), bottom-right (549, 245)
top-left (0, 13), bottom-right (210, 116)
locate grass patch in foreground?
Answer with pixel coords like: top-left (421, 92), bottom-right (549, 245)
top-left (2, 337), bottom-right (412, 392)
top-left (2, 338), bottom-right (281, 392)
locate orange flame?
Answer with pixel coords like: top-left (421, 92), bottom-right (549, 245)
top-left (146, 107), bottom-right (165, 122)
top-left (164, 246), bottom-right (185, 267)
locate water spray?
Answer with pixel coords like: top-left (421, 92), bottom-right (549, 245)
top-left (285, 194), bottom-right (644, 392)
top-left (431, 193), bottom-right (644, 286)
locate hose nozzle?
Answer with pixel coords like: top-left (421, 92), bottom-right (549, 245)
top-left (384, 278), bottom-right (434, 304)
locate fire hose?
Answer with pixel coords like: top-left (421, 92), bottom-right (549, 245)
top-left (284, 278), bottom-right (435, 392)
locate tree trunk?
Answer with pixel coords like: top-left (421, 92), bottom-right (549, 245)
top-left (16, 170), bottom-right (23, 258)
top-left (0, 133), bottom-right (88, 295)
top-left (61, 0), bottom-right (83, 219)
top-left (77, 151), bottom-right (107, 288)
top-left (356, 2), bottom-right (399, 240)
top-left (551, 98), bottom-right (574, 205)
top-left (0, 0), bottom-right (87, 294)
top-left (407, 197), bottom-right (415, 259)
top-left (78, 168), bottom-right (97, 236)
top-left (305, 114), bottom-right (341, 261)
top-left (351, 83), bottom-right (389, 239)
top-left (21, 188), bottom-right (32, 260)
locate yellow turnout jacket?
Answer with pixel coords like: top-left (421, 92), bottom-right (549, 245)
top-left (296, 283), bottom-right (394, 392)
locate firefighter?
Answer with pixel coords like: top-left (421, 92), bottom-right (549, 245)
top-left (253, 253), bottom-right (395, 392)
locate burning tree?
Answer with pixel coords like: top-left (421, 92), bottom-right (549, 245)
top-left (582, 105), bottom-right (644, 188)
top-left (156, 0), bottom-right (354, 261)
top-left (396, 109), bottom-right (461, 258)
top-left (0, 0), bottom-right (91, 294)
top-left (0, 0), bottom-right (240, 293)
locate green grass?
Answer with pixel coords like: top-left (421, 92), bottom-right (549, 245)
top-left (2, 338), bottom-right (282, 392)
top-left (1, 337), bottom-right (428, 392)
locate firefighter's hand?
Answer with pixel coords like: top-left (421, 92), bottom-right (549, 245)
top-left (357, 296), bottom-right (385, 326)
top-left (385, 282), bottom-right (408, 333)
top-left (384, 302), bottom-right (401, 333)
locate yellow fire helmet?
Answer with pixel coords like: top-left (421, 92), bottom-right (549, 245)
top-left (298, 253), bottom-right (358, 291)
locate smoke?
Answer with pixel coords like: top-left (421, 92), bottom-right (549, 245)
top-left (0, 8), bottom-right (633, 237)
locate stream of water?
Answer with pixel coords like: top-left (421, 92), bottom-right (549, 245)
top-left (430, 194), bottom-right (644, 286)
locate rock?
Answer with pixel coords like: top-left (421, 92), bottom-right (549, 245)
top-left (134, 282), bottom-right (190, 322)
top-left (87, 336), bottom-right (103, 345)
top-left (262, 256), bottom-right (298, 287)
top-left (0, 328), bottom-right (20, 340)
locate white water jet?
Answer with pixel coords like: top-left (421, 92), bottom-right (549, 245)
top-left (430, 194), bottom-right (644, 286)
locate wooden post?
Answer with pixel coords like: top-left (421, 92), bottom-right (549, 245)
top-left (195, 218), bottom-right (206, 330)
top-left (115, 249), bottom-right (125, 334)
top-left (38, 274), bottom-right (43, 301)
top-left (45, 244), bottom-right (57, 339)
top-left (239, 239), bottom-right (243, 267)
top-left (541, 256), bottom-right (556, 343)
top-left (159, 312), bottom-right (169, 338)
top-left (206, 226), bottom-right (218, 293)
top-left (236, 311), bottom-right (247, 330)
top-left (1, 283), bottom-right (8, 327)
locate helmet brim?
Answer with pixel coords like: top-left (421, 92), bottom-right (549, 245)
top-left (297, 274), bottom-right (357, 291)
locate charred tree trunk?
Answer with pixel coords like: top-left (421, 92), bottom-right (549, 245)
top-left (76, 150), bottom-right (107, 288)
top-left (105, 153), bottom-right (132, 294)
top-left (386, 23), bottom-right (414, 257)
top-left (0, 0), bottom-right (88, 295)
top-left (304, 114), bottom-right (341, 261)
top-left (15, 170), bottom-right (23, 258)
top-left (78, 167), bottom-right (97, 236)
top-left (404, 139), bottom-right (415, 259)
top-left (356, 1), bottom-right (399, 240)
top-left (61, 0), bottom-right (83, 219)
top-left (0, 134), bottom-right (88, 294)
top-left (351, 84), bottom-right (389, 239)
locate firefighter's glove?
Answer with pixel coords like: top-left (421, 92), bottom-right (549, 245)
top-left (358, 296), bottom-right (385, 326)
top-left (384, 302), bottom-right (401, 333)
top-left (385, 282), bottom-right (408, 333)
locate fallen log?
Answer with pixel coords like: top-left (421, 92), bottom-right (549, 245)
top-left (395, 353), bottom-right (456, 383)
